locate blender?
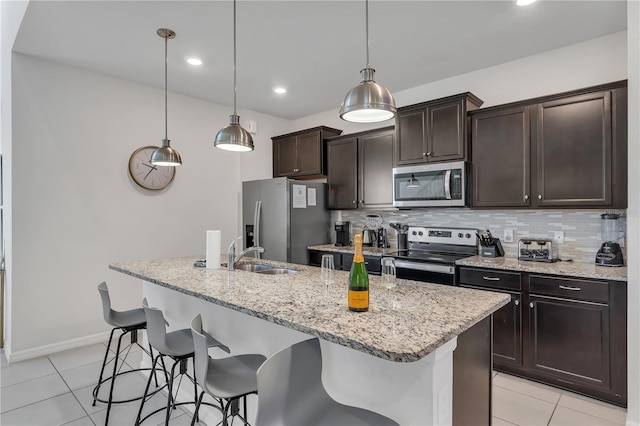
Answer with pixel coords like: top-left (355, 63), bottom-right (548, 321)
top-left (595, 213), bottom-right (625, 267)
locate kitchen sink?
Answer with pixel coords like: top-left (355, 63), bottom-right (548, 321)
top-left (255, 268), bottom-right (298, 275)
top-left (221, 262), bottom-right (298, 275)
top-left (232, 263), bottom-right (273, 272)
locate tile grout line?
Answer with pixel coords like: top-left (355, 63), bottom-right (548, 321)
top-left (46, 354), bottom-right (98, 425)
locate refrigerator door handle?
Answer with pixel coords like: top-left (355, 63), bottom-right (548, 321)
top-left (254, 200), bottom-right (262, 259)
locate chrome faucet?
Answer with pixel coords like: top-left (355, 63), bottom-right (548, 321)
top-left (227, 237), bottom-right (265, 271)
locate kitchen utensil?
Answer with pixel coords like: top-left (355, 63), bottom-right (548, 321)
top-left (478, 229), bottom-right (505, 257)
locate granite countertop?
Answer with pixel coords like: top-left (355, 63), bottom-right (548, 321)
top-left (456, 256), bottom-right (627, 282)
top-left (308, 244), bottom-right (395, 257)
top-left (110, 256), bottom-right (510, 362)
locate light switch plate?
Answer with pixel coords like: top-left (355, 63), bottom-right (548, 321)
top-left (554, 231), bottom-right (565, 244)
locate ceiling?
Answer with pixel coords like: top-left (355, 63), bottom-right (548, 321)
top-left (14, 1), bottom-right (627, 120)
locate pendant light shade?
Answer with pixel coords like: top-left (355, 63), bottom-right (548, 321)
top-left (214, 0), bottom-right (254, 152)
top-left (340, 0), bottom-right (396, 123)
top-left (152, 28), bottom-right (182, 166)
top-left (214, 115), bottom-right (254, 152)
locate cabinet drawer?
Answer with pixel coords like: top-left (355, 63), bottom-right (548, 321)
top-left (458, 267), bottom-right (522, 291)
top-left (529, 275), bottom-right (609, 303)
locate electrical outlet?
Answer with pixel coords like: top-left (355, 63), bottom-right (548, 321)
top-left (503, 229), bottom-right (514, 243)
top-left (554, 231), bottom-right (565, 244)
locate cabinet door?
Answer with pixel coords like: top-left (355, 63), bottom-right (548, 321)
top-left (534, 91), bottom-right (612, 207)
top-left (528, 295), bottom-right (610, 389)
top-left (327, 138), bottom-right (358, 209)
top-left (427, 99), bottom-right (465, 162)
top-left (297, 131), bottom-right (322, 176)
top-left (273, 136), bottom-right (298, 177)
top-left (359, 131), bottom-right (394, 208)
top-left (395, 107), bottom-right (426, 165)
top-left (493, 292), bottom-right (523, 368)
top-left (471, 106), bottom-right (531, 207)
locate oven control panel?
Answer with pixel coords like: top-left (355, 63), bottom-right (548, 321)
top-left (408, 226), bottom-right (478, 246)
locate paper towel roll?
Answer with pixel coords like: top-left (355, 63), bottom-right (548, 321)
top-left (206, 230), bottom-right (221, 269)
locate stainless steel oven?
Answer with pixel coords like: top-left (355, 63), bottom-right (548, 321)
top-left (387, 226), bottom-right (478, 285)
top-left (392, 161), bottom-right (468, 208)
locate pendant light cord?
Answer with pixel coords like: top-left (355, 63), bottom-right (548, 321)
top-left (365, 0), bottom-right (370, 68)
top-left (164, 35), bottom-right (168, 140)
top-left (233, 0), bottom-right (237, 116)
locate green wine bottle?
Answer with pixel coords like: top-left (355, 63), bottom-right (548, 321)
top-left (348, 234), bottom-right (369, 312)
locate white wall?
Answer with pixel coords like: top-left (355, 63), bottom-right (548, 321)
top-left (290, 31), bottom-right (627, 133)
top-left (8, 54), bottom-right (286, 359)
top-left (625, 2), bottom-right (639, 424)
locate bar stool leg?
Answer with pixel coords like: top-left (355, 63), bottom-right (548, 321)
top-left (190, 391), bottom-right (205, 426)
top-left (135, 353), bottom-right (162, 426)
top-left (93, 328), bottom-right (117, 406)
top-left (104, 329), bottom-right (128, 425)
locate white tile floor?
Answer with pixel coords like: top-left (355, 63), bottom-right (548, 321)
top-left (0, 340), bottom-right (629, 426)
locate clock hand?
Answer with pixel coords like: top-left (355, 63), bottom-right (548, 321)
top-left (142, 163), bottom-right (158, 171)
top-left (143, 167), bottom-right (154, 180)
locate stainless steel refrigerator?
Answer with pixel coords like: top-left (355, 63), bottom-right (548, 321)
top-left (242, 177), bottom-right (330, 265)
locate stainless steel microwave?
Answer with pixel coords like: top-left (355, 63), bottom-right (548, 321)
top-left (392, 161), bottom-right (468, 208)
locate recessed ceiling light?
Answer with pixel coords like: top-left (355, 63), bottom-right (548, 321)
top-left (274, 87), bottom-right (287, 94)
top-left (516, 0), bottom-right (536, 6)
top-left (186, 57), bottom-right (203, 66)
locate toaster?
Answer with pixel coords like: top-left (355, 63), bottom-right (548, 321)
top-left (518, 238), bottom-right (558, 263)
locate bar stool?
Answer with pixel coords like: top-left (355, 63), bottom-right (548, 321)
top-left (190, 314), bottom-right (266, 426)
top-left (135, 300), bottom-right (230, 426)
top-left (255, 337), bottom-right (399, 426)
top-left (94, 282), bottom-right (160, 426)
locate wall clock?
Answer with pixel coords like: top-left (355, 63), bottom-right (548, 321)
top-left (128, 146), bottom-right (176, 190)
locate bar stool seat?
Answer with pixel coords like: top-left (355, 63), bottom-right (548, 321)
top-left (255, 337), bottom-right (399, 426)
top-left (94, 282), bottom-right (160, 426)
top-left (190, 314), bottom-right (266, 426)
top-left (135, 300), bottom-right (229, 426)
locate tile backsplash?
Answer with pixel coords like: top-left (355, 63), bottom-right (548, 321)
top-left (332, 209), bottom-right (627, 264)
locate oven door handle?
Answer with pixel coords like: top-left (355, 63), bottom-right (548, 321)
top-left (394, 260), bottom-right (455, 275)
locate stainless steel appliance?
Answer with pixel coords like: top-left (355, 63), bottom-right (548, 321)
top-left (392, 161), bottom-right (468, 208)
top-left (362, 214), bottom-right (382, 247)
top-left (518, 239), bottom-right (558, 263)
top-left (334, 221), bottom-right (351, 247)
top-left (386, 226), bottom-right (478, 285)
top-left (242, 177), bottom-right (330, 265)
top-left (596, 213), bottom-right (625, 266)
top-left (377, 228), bottom-right (389, 248)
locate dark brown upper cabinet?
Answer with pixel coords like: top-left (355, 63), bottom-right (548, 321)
top-left (327, 127), bottom-right (394, 210)
top-left (272, 126), bottom-right (342, 178)
top-left (470, 81), bottom-right (627, 209)
top-left (395, 92), bottom-right (483, 166)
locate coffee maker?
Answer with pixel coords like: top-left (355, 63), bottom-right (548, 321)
top-left (334, 221), bottom-right (351, 247)
top-left (595, 213), bottom-right (624, 267)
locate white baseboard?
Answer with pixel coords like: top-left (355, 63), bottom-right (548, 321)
top-left (6, 331), bottom-right (111, 363)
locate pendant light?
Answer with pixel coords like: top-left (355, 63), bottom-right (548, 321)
top-left (214, 0), bottom-right (254, 152)
top-left (407, 174), bottom-right (420, 188)
top-left (151, 28), bottom-right (182, 166)
top-left (339, 0), bottom-right (396, 123)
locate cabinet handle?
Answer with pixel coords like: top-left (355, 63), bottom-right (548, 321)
top-left (538, 194), bottom-right (542, 200)
top-left (524, 195), bottom-right (529, 200)
top-left (360, 200), bottom-right (364, 203)
top-left (426, 152), bottom-right (431, 156)
top-left (482, 276), bottom-right (500, 281)
top-left (352, 200), bottom-right (357, 204)
top-left (514, 299), bottom-right (520, 306)
top-left (559, 285), bottom-right (582, 291)
top-left (422, 152), bottom-right (427, 156)
top-left (529, 302), bottom-right (534, 308)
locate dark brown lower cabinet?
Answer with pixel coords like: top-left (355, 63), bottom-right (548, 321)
top-left (458, 266), bottom-right (627, 407)
top-left (529, 295), bottom-right (609, 389)
top-left (307, 249), bottom-right (381, 275)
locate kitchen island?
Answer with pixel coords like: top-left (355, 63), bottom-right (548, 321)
top-left (110, 256), bottom-right (510, 425)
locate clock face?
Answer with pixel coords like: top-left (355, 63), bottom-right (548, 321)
top-left (128, 146), bottom-right (176, 190)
